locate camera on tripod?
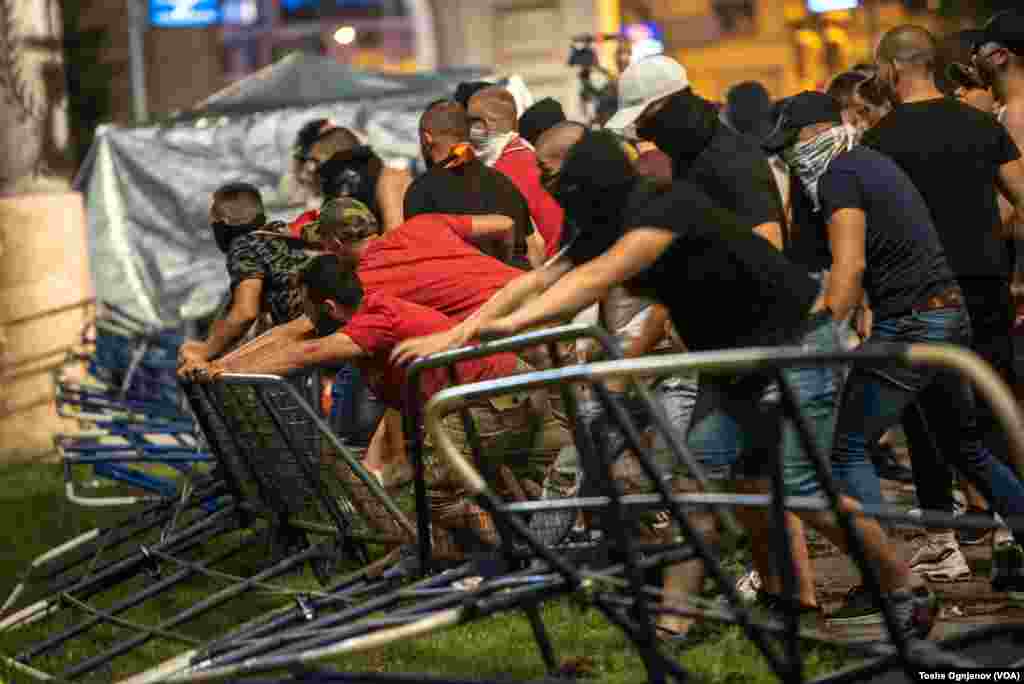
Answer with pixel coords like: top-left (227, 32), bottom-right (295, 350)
top-left (568, 33), bottom-right (622, 123)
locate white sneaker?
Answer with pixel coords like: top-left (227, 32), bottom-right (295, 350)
top-left (910, 535), bottom-right (971, 582)
top-left (736, 569), bottom-right (763, 603)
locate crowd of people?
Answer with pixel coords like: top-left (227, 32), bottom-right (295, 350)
top-left (177, 10), bottom-right (1024, 648)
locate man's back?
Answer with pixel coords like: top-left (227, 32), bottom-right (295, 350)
top-left (403, 158), bottom-right (534, 269)
top-left (357, 213), bottom-right (524, 322)
top-left (341, 292), bottom-right (517, 406)
top-left (863, 97), bottom-right (1020, 278)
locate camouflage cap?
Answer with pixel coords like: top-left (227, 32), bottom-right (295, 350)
top-left (318, 198), bottom-right (379, 243)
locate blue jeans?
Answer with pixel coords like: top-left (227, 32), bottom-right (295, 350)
top-left (685, 312), bottom-right (840, 496)
top-left (831, 306), bottom-right (1024, 519)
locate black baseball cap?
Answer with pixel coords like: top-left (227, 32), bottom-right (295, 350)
top-left (964, 9), bottom-right (1024, 56)
top-left (762, 91), bottom-right (843, 154)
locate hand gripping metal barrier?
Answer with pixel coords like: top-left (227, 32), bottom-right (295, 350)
top-left (105, 324), bottom-right (680, 683)
top-left (401, 322), bottom-right (742, 573)
top-left (420, 343), bottom-right (1024, 684)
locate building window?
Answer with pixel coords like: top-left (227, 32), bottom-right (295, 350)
top-left (713, 0), bottom-right (756, 36)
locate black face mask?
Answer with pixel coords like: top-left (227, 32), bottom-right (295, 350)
top-left (317, 146), bottom-right (383, 208)
top-left (549, 131), bottom-right (638, 265)
top-left (635, 91), bottom-right (719, 170)
top-left (211, 214), bottom-right (266, 253)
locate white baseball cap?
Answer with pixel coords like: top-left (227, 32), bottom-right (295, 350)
top-left (605, 55), bottom-right (690, 132)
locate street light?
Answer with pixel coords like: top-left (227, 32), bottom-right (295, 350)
top-left (334, 26), bottom-right (357, 46)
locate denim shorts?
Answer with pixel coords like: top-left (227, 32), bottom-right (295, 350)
top-left (685, 312), bottom-right (841, 497)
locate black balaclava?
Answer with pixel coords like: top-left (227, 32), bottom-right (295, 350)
top-left (212, 214), bottom-right (266, 253)
top-left (551, 130), bottom-right (641, 265)
top-left (317, 146), bottom-right (384, 215)
top-left (635, 90), bottom-right (720, 173)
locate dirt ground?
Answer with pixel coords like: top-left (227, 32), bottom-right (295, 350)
top-left (805, 452), bottom-right (1024, 643)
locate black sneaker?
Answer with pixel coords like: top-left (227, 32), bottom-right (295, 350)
top-left (991, 540), bottom-right (1024, 593)
top-left (887, 585), bottom-right (938, 641)
top-left (826, 585), bottom-right (883, 627)
top-left (958, 507), bottom-right (996, 546)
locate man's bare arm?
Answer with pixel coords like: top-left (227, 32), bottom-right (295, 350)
top-left (525, 230), bottom-right (547, 269)
top-left (378, 168), bottom-right (412, 232)
top-left (824, 208), bottom-right (867, 322)
top-left (998, 106), bottom-right (1024, 240)
top-left (214, 331), bottom-right (366, 377)
top-left (467, 214), bottom-right (514, 238)
top-left (179, 279), bottom-right (262, 375)
top-left (996, 158), bottom-right (1024, 241)
top-left (480, 228), bottom-right (676, 339)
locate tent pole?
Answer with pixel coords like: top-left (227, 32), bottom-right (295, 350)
top-left (127, 0), bottom-right (149, 124)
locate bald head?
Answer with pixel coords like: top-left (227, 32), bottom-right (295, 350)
top-left (877, 25), bottom-right (938, 71)
top-left (420, 100), bottom-right (469, 140)
top-left (535, 121), bottom-right (586, 179)
top-left (467, 86), bottom-right (518, 135)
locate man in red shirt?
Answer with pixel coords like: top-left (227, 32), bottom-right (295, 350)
top-left (467, 86), bottom-right (564, 259)
top-left (321, 198), bottom-right (527, 322)
top-left (209, 255), bottom-right (547, 558)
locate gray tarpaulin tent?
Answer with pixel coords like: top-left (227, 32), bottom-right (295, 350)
top-left (74, 54), bottom-right (490, 327)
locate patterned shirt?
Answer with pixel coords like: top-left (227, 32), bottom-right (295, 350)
top-left (225, 226), bottom-right (313, 326)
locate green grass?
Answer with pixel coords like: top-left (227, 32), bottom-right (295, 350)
top-left (0, 463), bottom-right (859, 683)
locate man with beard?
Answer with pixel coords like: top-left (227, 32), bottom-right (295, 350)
top-left (863, 24), bottom-right (1024, 589)
top-left (302, 127), bottom-right (412, 233)
top-left (404, 99), bottom-right (543, 270)
top-left (393, 125), bottom-right (938, 644)
top-left (178, 183), bottom-right (312, 377)
top-left (604, 56), bottom-right (784, 251)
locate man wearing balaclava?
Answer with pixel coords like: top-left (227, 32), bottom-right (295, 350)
top-left (178, 182), bottom-right (312, 378)
top-left (393, 124), bottom-right (939, 645)
top-left (467, 86), bottom-right (565, 259)
top-left (304, 127), bottom-right (412, 233)
top-left (605, 56), bottom-right (785, 252)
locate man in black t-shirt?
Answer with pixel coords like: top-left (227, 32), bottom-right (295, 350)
top-left (864, 25), bottom-right (1024, 462)
top-left (605, 56), bottom-right (785, 252)
top-left (404, 99), bottom-right (543, 271)
top-left (772, 90), bottom-right (1024, 620)
top-left (393, 126), bottom-right (938, 643)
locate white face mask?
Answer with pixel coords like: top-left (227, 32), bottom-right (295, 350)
top-left (782, 125), bottom-right (852, 211)
top-left (471, 127), bottom-right (515, 166)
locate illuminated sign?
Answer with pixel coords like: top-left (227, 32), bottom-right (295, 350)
top-left (807, 0), bottom-right (859, 12)
top-left (624, 22), bottom-right (664, 62)
top-left (150, 0), bottom-right (222, 27)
